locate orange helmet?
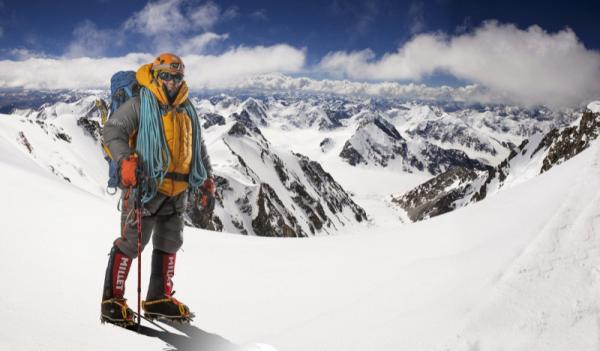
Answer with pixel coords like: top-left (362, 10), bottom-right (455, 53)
top-left (151, 53), bottom-right (185, 75)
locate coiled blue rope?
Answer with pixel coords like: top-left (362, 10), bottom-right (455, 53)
top-left (136, 87), bottom-right (170, 203)
top-left (183, 100), bottom-right (208, 189)
top-left (136, 87), bottom-right (206, 203)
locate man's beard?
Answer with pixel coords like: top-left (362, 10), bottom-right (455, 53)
top-left (164, 85), bottom-right (180, 104)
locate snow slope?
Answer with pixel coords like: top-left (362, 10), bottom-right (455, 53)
top-left (1, 110), bottom-right (600, 349)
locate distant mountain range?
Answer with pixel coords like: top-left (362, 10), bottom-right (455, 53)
top-left (393, 103), bottom-right (600, 221)
top-left (0, 89), bottom-right (589, 235)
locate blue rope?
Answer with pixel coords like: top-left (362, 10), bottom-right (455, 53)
top-left (135, 88), bottom-right (207, 203)
top-left (184, 100), bottom-right (207, 188)
top-left (136, 87), bottom-right (170, 203)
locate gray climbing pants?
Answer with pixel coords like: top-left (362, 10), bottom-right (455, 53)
top-left (114, 190), bottom-right (188, 258)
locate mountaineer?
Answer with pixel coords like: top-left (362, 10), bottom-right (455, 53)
top-left (100, 53), bottom-right (215, 326)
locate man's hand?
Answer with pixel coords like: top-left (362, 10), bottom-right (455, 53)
top-left (198, 177), bottom-right (216, 211)
top-left (201, 177), bottom-right (216, 195)
top-left (120, 154), bottom-right (138, 187)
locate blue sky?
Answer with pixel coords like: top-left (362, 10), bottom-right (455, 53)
top-left (0, 0), bottom-right (599, 106)
top-left (2, 0), bottom-right (599, 62)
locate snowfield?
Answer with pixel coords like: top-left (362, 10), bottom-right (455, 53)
top-left (1, 105), bottom-right (600, 350)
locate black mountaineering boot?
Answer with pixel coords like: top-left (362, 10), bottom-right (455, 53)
top-left (142, 249), bottom-right (193, 322)
top-left (101, 246), bottom-right (135, 326)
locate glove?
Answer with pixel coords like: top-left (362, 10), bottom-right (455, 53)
top-left (201, 177), bottom-right (216, 195)
top-left (120, 154), bottom-right (138, 187)
top-left (197, 177), bottom-right (216, 211)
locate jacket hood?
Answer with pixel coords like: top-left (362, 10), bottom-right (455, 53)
top-left (136, 63), bottom-right (189, 106)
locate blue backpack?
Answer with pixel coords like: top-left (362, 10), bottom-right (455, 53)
top-left (104, 71), bottom-right (140, 193)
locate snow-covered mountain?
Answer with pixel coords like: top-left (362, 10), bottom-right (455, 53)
top-left (1, 93), bottom-right (369, 236)
top-left (394, 102), bottom-right (600, 221)
top-left (3, 100), bottom-right (600, 351)
top-left (339, 113), bottom-right (488, 174)
top-left (197, 110), bottom-right (367, 236)
top-left (0, 90), bottom-right (583, 234)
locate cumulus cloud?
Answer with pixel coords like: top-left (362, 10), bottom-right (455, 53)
top-left (55, 0), bottom-right (237, 56)
top-left (0, 45), bottom-right (305, 90)
top-left (234, 73), bottom-right (491, 103)
top-left (123, 0), bottom-right (237, 54)
top-left (184, 45), bottom-right (306, 88)
top-left (188, 1), bottom-right (221, 31)
top-left (124, 0), bottom-right (235, 36)
top-left (0, 1), bottom-right (303, 91)
top-left (188, 2), bottom-right (238, 29)
top-left (65, 20), bottom-right (123, 58)
top-left (7, 48), bottom-right (49, 60)
top-left (0, 53), bottom-right (152, 90)
top-left (318, 21), bottom-right (600, 107)
top-left (178, 32), bottom-right (229, 55)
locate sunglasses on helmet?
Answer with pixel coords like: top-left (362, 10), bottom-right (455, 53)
top-left (158, 71), bottom-right (184, 83)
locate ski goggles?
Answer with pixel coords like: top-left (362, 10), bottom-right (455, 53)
top-left (158, 71), bottom-right (184, 83)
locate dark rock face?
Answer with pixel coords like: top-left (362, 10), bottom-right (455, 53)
top-left (372, 116), bottom-right (402, 140)
top-left (541, 110), bottom-right (600, 172)
top-left (253, 183), bottom-right (303, 237)
top-left (420, 145), bottom-right (488, 174)
top-left (202, 113), bottom-right (226, 129)
top-left (227, 121), bottom-right (249, 137)
top-left (295, 153), bottom-right (367, 223)
top-left (17, 131), bottom-right (33, 153)
top-left (393, 167), bottom-right (487, 221)
top-left (406, 119), bottom-right (498, 155)
top-left (339, 141), bottom-right (366, 166)
top-left (230, 111), bottom-right (265, 136)
top-left (77, 117), bottom-right (101, 141)
top-left (55, 131), bottom-right (72, 143)
top-left (241, 98), bottom-right (269, 126)
top-left (320, 137), bottom-right (333, 152)
top-left (324, 109), bottom-right (350, 128)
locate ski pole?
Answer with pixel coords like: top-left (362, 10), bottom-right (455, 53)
top-left (136, 198), bottom-right (142, 331)
top-left (134, 159), bottom-right (144, 332)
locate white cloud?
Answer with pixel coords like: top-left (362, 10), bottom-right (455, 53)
top-left (0, 53), bottom-right (152, 90)
top-left (124, 0), bottom-right (186, 35)
top-left (65, 20), bottom-right (123, 58)
top-left (234, 73), bottom-right (491, 103)
top-left (184, 45), bottom-right (306, 88)
top-left (221, 6), bottom-right (239, 21)
top-left (7, 48), bottom-right (49, 60)
top-left (178, 32), bottom-right (229, 55)
top-left (318, 21), bottom-right (600, 107)
top-left (118, 0), bottom-right (236, 54)
top-left (125, 0), bottom-right (235, 34)
top-left (408, 1), bottom-right (425, 34)
top-left (0, 45), bottom-right (305, 90)
top-left (188, 1), bottom-right (221, 31)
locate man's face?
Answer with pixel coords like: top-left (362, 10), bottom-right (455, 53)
top-left (158, 71), bottom-right (183, 96)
